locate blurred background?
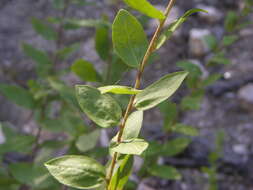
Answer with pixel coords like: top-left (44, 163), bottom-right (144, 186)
top-left (0, 0), bottom-right (253, 190)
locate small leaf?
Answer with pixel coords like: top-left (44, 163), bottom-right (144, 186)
top-left (108, 155), bottom-right (134, 190)
top-left (123, 0), bottom-right (165, 19)
top-left (134, 71), bottom-right (188, 111)
top-left (204, 34), bottom-right (218, 50)
top-left (122, 111), bottom-right (143, 140)
top-left (63, 19), bottom-right (109, 30)
top-left (110, 138), bottom-right (148, 155)
top-left (95, 24), bottom-right (111, 61)
top-left (222, 35), bottom-right (238, 46)
top-left (209, 54), bottom-right (231, 65)
top-left (0, 84), bottom-right (35, 109)
top-left (22, 43), bottom-right (52, 76)
top-left (162, 137), bottom-right (191, 156)
top-left (171, 124), bottom-right (199, 136)
top-left (52, 0), bottom-right (65, 10)
top-left (201, 74), bottom-right (221, 87)
top-left (148, 165), bottom-right (181, 180)
top-left (75, 130), bottom-right (100, 152)
top-left (158, 101), bottom-right (178, 130)
top-left (71, 59), bottom-right (102, 82)
top-left (98, 85), bottom-right (141, 95)
top-left (180, 91), bottom-right (204, 110)
top-left (76, 85), bottom-right (122, 128)
top-left (112, 9), bottom-right (148, 68)
top-left (176, 61), bottom-right (202, 78)
top-left (225, 11), bottom-right (238, 32)
top-left (56, 43), bottom-right (80, 60)
top-left (156, 8), bottom-right (208, 49)
top-left (45, 155), bottom-right (106, 189)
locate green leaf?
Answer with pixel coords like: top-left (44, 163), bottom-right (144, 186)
top-left (209, 54), bottom-right (230, 65)
top-left (95, 25), bottom-right (111, 61)
top-left (0, 134), bottom-right (35, 154)
top-left (56, 43), bottom-right (80, 60)
top-left (201, 74), bottom-right (221, 87)
top-left (110, 138), bottom-right (148, 155)
top-left (108, 155), bottom-right (134, 190)
top-left (75, 130), bottom-right (100, 152)
top-left (176, 61), bottom-right (202, 78)
top-left (63, 19), bottom-right (109, 30)
top-left (52, 0), bottom-right (65, 10)
top-left (112, 9), bottom-right (148, 68)
top-left (123, 0), bottom-right (165, 19)
top-left (71, 59), bottom-right (102, 82)
top-left (171, 124), bottom-right (199, 136)
top-left (222, 35), bottom-right (238, 46)
top-left (0, 84), bottom-right (35, 109)
top-left (76, 85), bottom-right (122, 128)
top-left (9, 163), bottom-right (57, 188)
top-left (98, 85), bottom-right (141, 95)
top-left (156, 8), bottom-right (208, 49)
top-left (180, 92), bottom-right (203, 110)
top-left (122, 111), bottom-right (143, 140)
top-left (134, 71), bottom-right (188, 111)
top-left (31, 17), bottom-right (57, 41)
top-left (45, 155), bottom-right (106, 189)
top-left (204, 34), bottom-right (218, 50)
top-left (148, 165), bottom-right (181, 180)
top-left (225, 11), bottom-right (238, 32)
top-left (162, 137), bottom-right (191, 156)
top-left (22, 43), bottom-right (52, 76)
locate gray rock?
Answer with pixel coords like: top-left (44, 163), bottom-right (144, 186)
top-left (189, 28), bottom-right (211, 57)
top-left (238, 83), bottom-right (253, 113)
top-left (197, 5), bottom-right (223, 23)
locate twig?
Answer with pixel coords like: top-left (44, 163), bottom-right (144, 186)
top-left (106, 0), bottom-right (177, 187)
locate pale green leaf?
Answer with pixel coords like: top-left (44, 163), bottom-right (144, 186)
top-left (148, 165), bottom-right (181, 180)
top-left (22, 43), bottom-right (52, 76)
top-left (171, 124), bottom-right (199, 136)
top-left (71, 59), bottom-right (102, 82)
top-left (134, 71), bottom-right (188, 110)
top-left (31, 17), bottom-right (57, 40)
top-left (110, 138), bottom-right (148, 155)
top-left (161, 137), bottom-right (191, 156)
top-left (108, 155), bottom-right (134, 190)
top-left (222, 35), bottom-right (238, 46)
top-left (0, 84), bottom-right (35, 109)
top-left (112, 9), bottom-right (148, 67)
top-left (76, 85), bottom-right (122, 128)
top-left (123, 0), bottom-right (165, 19)
top-left (156, 8), bottom-right (207, 49)
top-left (45, 155), bottom-right (106, 189)
top-left (56, 43), bottom-right (80, 60)
top-left (63, 19), bottom-right (109, 30)
top-left (75, 130), bottom-right (100, 152)
top-left (98, 85), bottom-right (141, 95)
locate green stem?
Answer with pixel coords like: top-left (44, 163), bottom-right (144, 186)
top-left (106, 0), bottom-right (177, 188)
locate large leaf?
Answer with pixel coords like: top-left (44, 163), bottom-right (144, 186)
top-left (22, 43), bottom-right (52, 76)
top-left (31, 17), bottom-right (57, 41)
top-left (75, 130), bottom-right (100, 152)
top-left (110, 138), bottom-right (148, 155)
top-left (45, 155), bottom-right (106, 189)
top-left (156, 8), bottom-right (207, 50)
top-left (123, 0), bottom-right (165, 19)
top-left (98, 85), bottom-right (141, 95)
top-left (108, 155), bottom-right (134, 190)
top-left (112, 9), bottom-right (148, 68)
top-left (0, 84), bottom-right (35, 109)
top-left (134, 71), bottom-right (188, 110)
top-left (71, 59), bottom-right (102, 82)
top-left (76, 85), bottom-right (122, 128)
top-left (161, 137), bottom-right (191, 156)
top-left (148, 165), bottom-right (181, 180)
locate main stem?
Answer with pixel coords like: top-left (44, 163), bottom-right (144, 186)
top-left (106, 0), bottom-right (177, 187)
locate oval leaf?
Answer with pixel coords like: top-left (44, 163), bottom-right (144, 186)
top-left (75, 130), bottom-right (100, 152)
top-left (123, 0), bottom-right (165, 19)
top-left (45, 155), bottom-right (106, 189)
top-left (76, 85), bottom-right (122, 128)
top-left (112, 9), bottom-right (148, 68)
top-left (98, 85), bottom-right (141, 95)
top-left (161, 137), bottom-right (191, 156)
top-left (171, 124), bottom-right (199, 136)
top-left (110, 138), bottom-right (148, 155)
top-left (134, 71), bottom-right (188, 111)
top-left (148, 165), bottom-right (181, 180)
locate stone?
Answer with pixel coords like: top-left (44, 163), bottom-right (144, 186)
top-left (232, 144), bottom-right (248, 155)
top-left (189, 28), bottom-right (211, 57)
top-left (197, 5), bottom-right (223, 23)
top-left (238, 84), bottom-right (253, 113)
